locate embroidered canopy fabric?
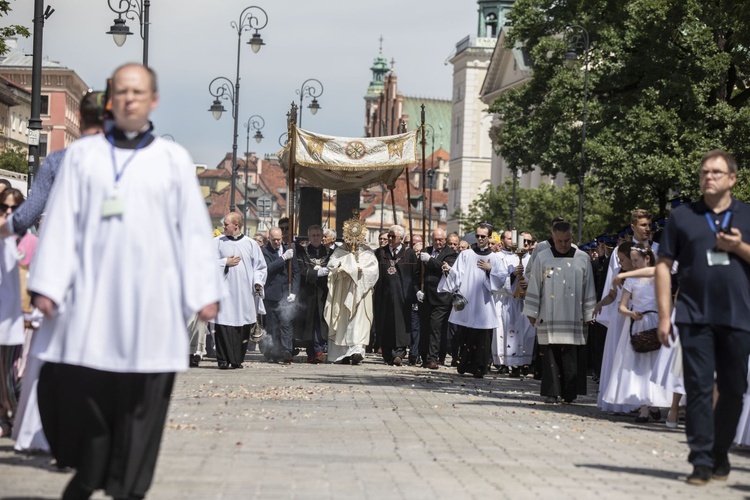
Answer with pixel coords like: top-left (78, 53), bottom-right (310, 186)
top-left (279, 125), bottom-right (418, 190)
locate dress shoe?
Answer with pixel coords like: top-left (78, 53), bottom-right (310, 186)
top-left (189, 354), bottom-right (201, 368)
top-left (450, 360), bottom-right (459, 367)
top-left (425, 360), bottom-right (439, 370)
top-left (351, 353), bottom-right (364, 365)
top-left (509, 366), bottom-right (521, 378)
top-left (686, 465), bottom-right (712, 485)
top-left (392, 356), bottom-right (402, 366)
top-left (713, 455), bottom-right (730, 481)
top-left (649, 408), bottom-right (662, 422)
top-left (544, 396), bottom-right (558, 404)
top-left (497, 365), bottom-right (509, 375)
top-left (218, 362), bottom-right (229, 370)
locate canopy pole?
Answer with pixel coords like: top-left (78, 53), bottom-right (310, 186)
top-left (400, 121), bottom-right (414, 247)
top-left (420, 104), bottom-right (427, 291)
top-left (287, 103), bottom-right (298, 287)
top-left (390, 188), bottom-right (397, 226)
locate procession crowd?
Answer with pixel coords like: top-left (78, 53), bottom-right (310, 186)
top-left (0, 62), bottom-right (749, 498)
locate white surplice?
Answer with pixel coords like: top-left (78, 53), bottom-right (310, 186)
top-left (28, 135), bottom-right (222, 373)
top-left (491, 250), bottom-right (515, 365)
top-left (501, 252), bottom-right (535, 366)
top-left (215, 235), bottom-right (267, 326)
top-left (0, 236), bottom-right (23, 345)
top-left (438, 248), bottom-right (508, 329)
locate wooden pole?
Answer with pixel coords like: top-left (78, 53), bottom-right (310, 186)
top-left (287, 103), bottom-right (298, 286)
top-left (390, 187), bottom-right (397, 225)
top-left (420, 104), bottom-right (427, 290)
top-left (401, 121), bottom-right (414, 247)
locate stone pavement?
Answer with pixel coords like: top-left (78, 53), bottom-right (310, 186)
top-left (2, 350), bottom-right (749, 499)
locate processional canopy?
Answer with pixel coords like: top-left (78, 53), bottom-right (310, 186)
top-left (279, 124), bottom-right (418, 191)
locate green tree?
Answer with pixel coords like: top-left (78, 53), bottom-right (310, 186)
top-left (489, 0), bottom-right (750, 220)
top-left (0, 1), bottom-right (30, 55)
top-left (461, 179), bottom-right (615, 243)
top-left (0, 145), bottom-right (27, 173)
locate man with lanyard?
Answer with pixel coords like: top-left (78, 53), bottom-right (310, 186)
top-left (29, 63), bottom-right (221, 500)
top-left (656, 149), bottom-right (750, 486)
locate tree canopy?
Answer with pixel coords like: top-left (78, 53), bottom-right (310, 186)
top-left (488, 0), bottom-right (750, 234)
top-left (0, 1), bottom-right (30, 55)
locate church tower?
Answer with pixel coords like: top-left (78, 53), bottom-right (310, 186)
top-left (364, 38), bottom-right (391, 137)
top-left (446, 0), bottom-right (516, 233)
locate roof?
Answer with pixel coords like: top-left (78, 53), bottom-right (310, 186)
top-left (359, 169), bottom-right (448, 227)
top-left (401, 97), bottom-right (451, 154)
top-left (480, 26), bottom-right (533, 102)
top-left (0, 39), bottom-right (65, 68)
top-left (205, 186), bottom-right (245, 219)
top-left (198, 168), bottom-right (231, 179)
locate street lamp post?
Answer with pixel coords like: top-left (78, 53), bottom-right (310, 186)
top-left (207, 6), bottom-right (268, 215)
top-left (422, 123), bottom-right (437, 230)
top-left (27, 1), bottom-right (54, 192)
top-left (243, 115), bottom-right (265, 233)
top-left (565, 24), bottom-right (590, 245)
top-left (106, 0), bottom-right (151, 66)
top-left (296, 78), bottom-right (323, 128)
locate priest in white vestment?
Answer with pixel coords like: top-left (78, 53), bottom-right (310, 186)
top-left (324, 216), bottom-right (378, 365)
top-left (439, 223), bottom-right (508, 378)
top-left (213, 212), bottom-right (267, 369)
top-left (28, 64), bottom-right (222, 500)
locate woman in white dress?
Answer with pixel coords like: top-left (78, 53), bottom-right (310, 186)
top-left (595, 242), bottom-right (636, 414)
top-left (602, 244), bottom-right (671, 422)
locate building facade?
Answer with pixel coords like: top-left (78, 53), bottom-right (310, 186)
top-left (0, 39), bottom-right (89, 158)
top-left (446, 0), bottom-right (516, 233)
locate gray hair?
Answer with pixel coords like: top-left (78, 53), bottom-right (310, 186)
top-left (389, 225), bottom-right (405, 238)
top-left (323, 228), bottom-right (336, 239)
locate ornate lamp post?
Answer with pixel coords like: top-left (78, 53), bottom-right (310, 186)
top-left (243, 115), bottom-right (264, 233)
top-left (206, 6), bottom-right (268, 214)
top-left (296, 78), bottom-right (323, 127)
top-left (106, 0), bottom-right (151, 66)
top-left (422, 123), bottom-right (438, 230)
top-left (565, 24), bottom-right (590, 245)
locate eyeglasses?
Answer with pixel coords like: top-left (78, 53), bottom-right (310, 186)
top-left (387, 234), bottom-right (397, 238)
top-left (433, 238), bottom-right (446, 242)
top-left (476, 234), bottom-right (488, 239)
top-left (700, 170), bottom-right (730, 179)
top-left (0, 203), bottom-right (17, 213)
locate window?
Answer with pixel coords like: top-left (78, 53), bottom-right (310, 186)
top-left (11, 112), bottom-right (16, 132)
top-left (39, 133), bottom-right (48, 157)
top-left (439, 207), bottom-right (447, 222)
top-left (40, 95), bottom-right (50, 115)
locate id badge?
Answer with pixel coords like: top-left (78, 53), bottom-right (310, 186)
top-left (706, 249), bottom-right (730, 266)
top-left (101, 196), bottom-right (125, 218)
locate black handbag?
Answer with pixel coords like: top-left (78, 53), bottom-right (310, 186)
top-left (629, 310), bottom-right (661, 353)
top-left (451, 291), bottom-right (468, 311)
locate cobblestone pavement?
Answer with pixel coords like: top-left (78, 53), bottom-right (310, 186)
top-left (2, 350), bottom-right (749, 499)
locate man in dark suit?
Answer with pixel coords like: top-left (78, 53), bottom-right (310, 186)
top-left (294, 224), bottom-right (332, 363)
top-left (373, 224), bottom-right (419, 366)
top-left (261, 226), bottom-right (300, 363)
top-left (417, 228), bottom-right (458, 369)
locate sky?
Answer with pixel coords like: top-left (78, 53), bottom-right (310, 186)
top-left (3, 0), bottom-right (479, 166)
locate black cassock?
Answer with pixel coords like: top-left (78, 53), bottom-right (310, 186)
top-left (293, 243), bottom-right (332, 354)
top-left (373, 244), bottom-right (419, 364)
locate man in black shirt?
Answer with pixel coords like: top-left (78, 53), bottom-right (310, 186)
top-left (656, 149), bottom-right (750, 486)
